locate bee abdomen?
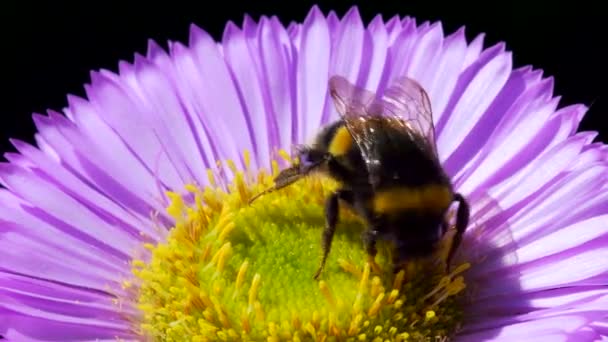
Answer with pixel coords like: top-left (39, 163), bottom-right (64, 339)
top-left (372, 184), bottom-right (452, 214)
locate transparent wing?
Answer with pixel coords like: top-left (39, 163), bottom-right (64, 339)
top-left (379, 76), bottom-right (438, 157)
top-left (328, 75), bottom-right (439, 187)
top-left (328, 76), bottom-right (386, 185)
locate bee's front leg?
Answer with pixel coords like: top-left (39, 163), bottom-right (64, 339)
top-left (362, 228), bottom-right (382, 274)
top-left (314, 189), bottom-right (354, 280)
top-left (446, 193), bottom-right (470, 272)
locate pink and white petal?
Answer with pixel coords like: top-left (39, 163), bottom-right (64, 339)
top-left (0, 191), bottom-right (127, 274)
top-left (295, 5), bottom-right (330, 142)
top-left (0, 230), bottom-right (123, 292)
top-left (287, 20), bottom-right (301, 44)
top-left (322, 7), bottom-right (366, 124)
top-left (7, 140), bottom-right (159, 241)
top-left (384, 15), bottom-right (403, 45)
top-left (380, 20), bottom-right (417, 90)
top-left (167, 42), bottom-right (230, 170)
top-left (58, 96), bottom-right (172, 217)
top-left (0, 271), bottom-right (133, 319)
top-left (507, 165), bottom-right (608, 243)
top-left (0, 309), bottom-right (133, 341)
top-left (455, 79), bottom-right (560, 193)
top-left (84, 71), bottom-right (184, 189)
top-left (458, 313), bottom-right (604, 342)
top-left (403, 22), bottom-right (444, 90)
top-left (467, 166), bottom-right (608, 277)
top-left (436, 44), bottom-right (512, 162)
top-left (468, 286), bottom-right (607, 318)
top-left (185, 25), bottom-right (256, 170)
top-left (486, 113), bottom-right (591, 205)
top-left (464, 294), bottom-right (608, 334)
top-left (328, 7), bottom-right (365, 86)
top-left (471, 235), bottom-right (608, 297)
top-left (515, 214), bottom-right (608, 265)
top-left (442, 67), bottom-right (535, 176)
top-left (0, 163), bottom-right (139, 256)
top-left (462, 32), bottom-right (486, 70)
top-left (222, 22), bottom-right (273, 168)
top-left (256, 16), bottom-right (296, 151)
top-left (326, 10), bottom-right (339, 35)
top-left (131, 55), bottom-right (209, 186)
top-left (146, 39), bottom-right (221, 177)
top-left (426, 26), bottom-right (468, 123)
top-left (359, 14), bottom-right (388, 93)
top-left (66, 94), bottom-right (180, 209)
top-left (590, 322), bottom-right (608, 338)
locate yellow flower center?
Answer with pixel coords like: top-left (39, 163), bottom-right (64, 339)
top-left (128, 150), bottom-right (470, 341)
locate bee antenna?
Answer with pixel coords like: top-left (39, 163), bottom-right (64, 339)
top-left (247, 187), bottom-right (275, 206)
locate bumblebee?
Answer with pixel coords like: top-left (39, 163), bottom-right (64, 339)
top-left (249, 75), bottom-right (470, 279)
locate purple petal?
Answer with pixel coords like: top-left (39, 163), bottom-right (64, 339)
top-left (191, 25), bottom-right (261, 169)
top-left (321, 7), bottom-right (366, 125)
top-left (360, 14), bottom-right (388, 92)
top-left (9, 139), bottom-right (159, 241)
top-left (66, 95), bottom-right (171, 195)
top-left (426, 26), bottom-right (467, 123)
top-left (163, 45), bottom-right (223, 171)
top-left (457, 312), bottom-right (604, 341)
top-left (84, 72), bottom-right (185, 189)
top-left (442, 66), bottom-right (536, 178)
top-left (256, 16), bottom-right (296, 151)
top-left (0, 163), bottom-right (138, 256)
top-left (0, 190), bottom-right (127, 270)
top-left (328, 7), bottom-right (365, 82)
top-left (436, 44), bottom-right (512, 161)
top-left (131, 55), bottom-right (209, 185)
top-left (403, 22), bottom-right (444, 89)
top-left (295, 5), bottom-right (330, 141)
top-left (380, 20), bottom-right (417, 89)
top-left (222, 21), bottom-right (273, 168)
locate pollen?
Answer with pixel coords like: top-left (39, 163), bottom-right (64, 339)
top-left (128, 150), bottom-right (469, 341)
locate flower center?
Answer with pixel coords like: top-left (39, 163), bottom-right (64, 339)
top-left (128, 150), bottom-right (470, 341)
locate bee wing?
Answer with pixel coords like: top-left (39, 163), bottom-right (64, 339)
top-left (378, 76), bottom-right (438, 158)
top-left (328, 75), bottom-right (386, 185)
top-left (328, 75), bottom-right (439, 187)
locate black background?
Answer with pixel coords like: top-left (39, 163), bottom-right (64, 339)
top-left (0, 1), bottom-right (605, 159)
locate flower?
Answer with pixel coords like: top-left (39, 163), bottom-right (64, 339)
top-left (1, 4), bottom-right (607, 341)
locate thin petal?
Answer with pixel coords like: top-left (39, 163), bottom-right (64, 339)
top-left (360, 14), bottom-right (388, 92)
top-left (188, 25), bottom-right (256, 169)
top-left (256, 16), bottom-right (296, 150)
top-left (458, 313), bottom-right (603, 341)
top-left (404, 22), bottom-right (444, 89)
top-left (295, 5), bottom-right (330, 141)
top-left (436, 44), bottom-right (512, 161)
top-left (222, 21), bottom-right (272, 168)
top-left (426, 26), bottom-right (467, 123)
top-left (0, 163), bottom-right (138, 256)
top-left (7, 139), bottom-right (158, 240)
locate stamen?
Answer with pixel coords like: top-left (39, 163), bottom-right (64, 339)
top-left (248, 273), bottom-right (261, 310)
top-left (338, 258), bottom-right (362, 278)
top-left (235, 260), bottom-right (249, 291)
top-left (206, 169), bottom-right (216, 187)
top-left (278, 149), bottom-right (292, 163)
top-left (130, 152), bottom-right (469, 341)
top-left (319, 281), bottom-right (336, 308)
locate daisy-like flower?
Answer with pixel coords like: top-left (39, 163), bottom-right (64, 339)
top-left (1, 5), bottom-right (607, 341)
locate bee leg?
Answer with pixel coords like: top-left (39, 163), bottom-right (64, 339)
top-left (446, 193), bottom-right (470, 272)
top-left (314, 189), bottom-right (354, 280)
top-left (362, 229), bottom-right (382, 274)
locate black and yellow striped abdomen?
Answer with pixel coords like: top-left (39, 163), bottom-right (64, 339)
top-left (372, 184), bottom-right (453, 215)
